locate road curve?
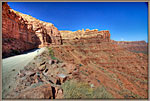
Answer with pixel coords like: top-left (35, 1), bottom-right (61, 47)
top-left (2, 47), bottom-right (46, 98)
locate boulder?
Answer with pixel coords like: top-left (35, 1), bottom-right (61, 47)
top-left (54, 59), bottom-right (59, 64)
top-left (25, 71), bottom-right (36, 76)
top-left (60, 63), bottom-right (66, 68)
top-left (57, 74), bottom-right (68, 84)
top-left (16, 84), bottom-right (53, 99)
top-left (33, 75), bottom-right (43, 83)
top-left (18, 71), bottom-right (25, 78)
top-left (64, 63), bottom-right (76, 74)
top-left (49, 60), bottom-right (54, 65)
top-left (40, 61), bottom-right (46, 66)
top-left (38, 64), bottom-right (46, 71)
top-left (55, 89), bottom-right (63, 99)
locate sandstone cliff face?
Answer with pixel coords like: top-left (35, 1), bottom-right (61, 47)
top-left (2, 3), bottom-right (62, 58)
top-left (13, 10), bottom-right (62, 46)
top-left (60, 29), bottom-right (110, 42)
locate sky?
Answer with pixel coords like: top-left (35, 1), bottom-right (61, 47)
top-left (8, 2), bottom-right (148, 42)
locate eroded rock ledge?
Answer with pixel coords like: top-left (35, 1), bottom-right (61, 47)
top-left (60, 29), bottom-right (111, 42)
top-left (2, 2), bottom-right (62, 58)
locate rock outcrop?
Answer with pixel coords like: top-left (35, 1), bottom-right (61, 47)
top-left (2, 2), bottom-right (62, 58)
top-left (60, 29), bottom-right (147, 54)
top-left (60, 29), bottom-right (111, 42)
top-left (16, 84), bottom-right (53, 99)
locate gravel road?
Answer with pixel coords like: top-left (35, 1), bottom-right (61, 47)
top-left (2, 47), bottom-right (46, 98)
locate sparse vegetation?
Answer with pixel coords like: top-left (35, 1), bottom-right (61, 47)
top-left (79, 64), bottom-right (83, 67)
top-left (47, 47), bottom-right (59, 60)
top-left (61, 80), bottom-right (113, 99)
top-left (48, 47), bottom-right (54, 56)
top-left (80, 71), bottom-right (88, 76)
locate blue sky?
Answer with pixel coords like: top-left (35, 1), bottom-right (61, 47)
top-left (8, 2), bottom-right (148, 42)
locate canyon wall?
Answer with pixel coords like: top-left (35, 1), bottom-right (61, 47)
top-left (60, 29), bottom-right (147, 54)
top-left (2, 3), bottom-right (62, 58)
top-left (60, 29), bottom-right (111, 42)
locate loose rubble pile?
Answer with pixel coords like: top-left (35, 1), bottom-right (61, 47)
top-left (6, 48), bottom-right (79, 99)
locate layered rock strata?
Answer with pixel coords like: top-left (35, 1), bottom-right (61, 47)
top-left (60, 29), bottom-right (147, 54)
top-left (60, 29), bottom-right (111, 42)
top-left (2, 3), bottom-right (62, 58)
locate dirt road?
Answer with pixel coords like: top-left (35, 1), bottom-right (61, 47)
top-left (2, 47), bottom-right (46, 98)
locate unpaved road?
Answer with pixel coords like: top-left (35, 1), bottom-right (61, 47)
top-left (2, 47), bottom-right (46, 98)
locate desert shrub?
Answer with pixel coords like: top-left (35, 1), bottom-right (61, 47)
top-left (47, 47), bottom-right (58, 60)
top-left (61, 80), bottom-right (113, 99)
top-left (51, 56), bottom-right (58, 60)
top-left (80, 71), bottom-right (88, 76)
top-left (61, 80), bottom-right (93, 99)
top-left (48, 47), bottom-right (54, 56)
top-left (79, 64), bottom-right (83, 67)
top-left (92, 85), bottom-right (113, 98)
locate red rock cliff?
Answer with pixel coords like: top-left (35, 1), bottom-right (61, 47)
top-left (60, 29), bottom-right (111, 42)
top-left (2, 3), bottom-right (62, 58)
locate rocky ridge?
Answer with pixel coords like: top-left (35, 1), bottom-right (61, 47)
top-left (111, 40), bottom-right (148, 54)
top-left (61, 29), bottom-right (147, 54)
top-left (60, 29), bottom-right (110, 42)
